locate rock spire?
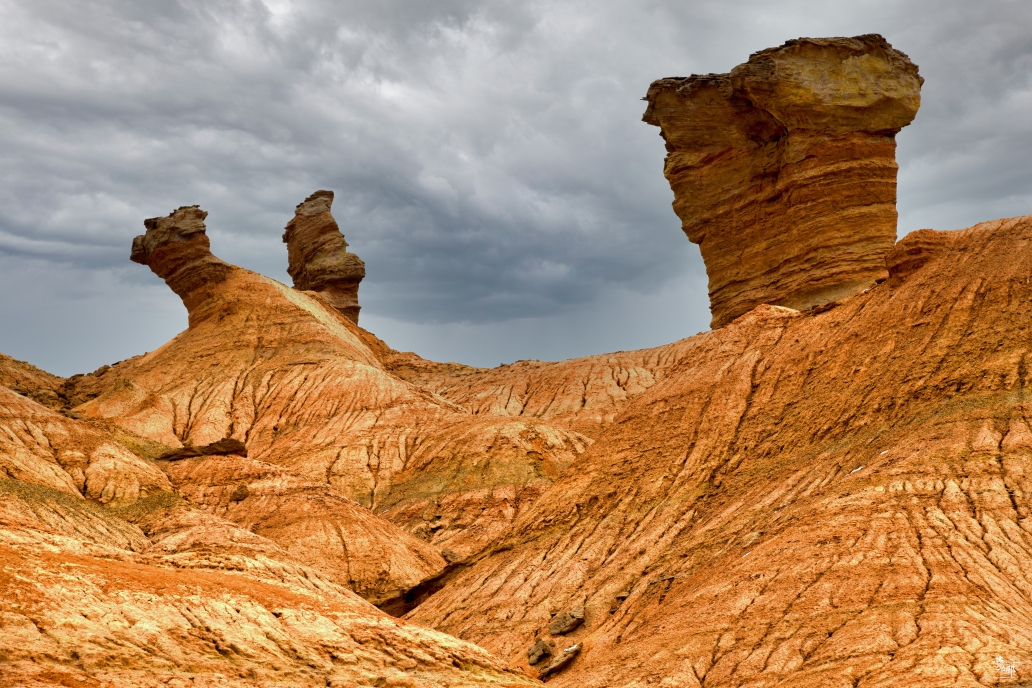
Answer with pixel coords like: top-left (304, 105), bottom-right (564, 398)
top-left (130, 205), bottom-right (231, 314)
top-left (643, 34), bottom-right (923, 327)
top-left (282, 190), bottom-right (365, 324)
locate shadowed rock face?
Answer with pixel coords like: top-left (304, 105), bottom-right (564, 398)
top-left (131, 206), bottom-right (232, 318)
top-left (283, 190), bottom-right (365, 324)
top-left (643, 34), bottom-right (923, 327)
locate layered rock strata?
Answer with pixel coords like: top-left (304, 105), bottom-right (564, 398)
top-left (643, 34), bottom-right (923, 327)
top-left (0, 438), bottom-right (536, 686)
top-left (411, 215), bottom-right (1032, 686)
top-left (0, 385), bottom-right (171, 505)
top-left (86, 203), bottom-right (588, 581)
top-left (131, 205), bottom-right (232, 319)
top-left (283, 190), bottom-right (366, 324)
top-left (122, 205), bottom-right (455, 601)
top-left (8, 213), bottom-right (1032, 687)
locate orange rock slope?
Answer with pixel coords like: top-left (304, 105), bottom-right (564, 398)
top-left (643, 34), bottom-right (922, 327)
top-left (3, 31), bottom-right (1032, 688)
top-left (0, 379), bottom-right (535, 686)
top-left (411, 215), bottom-right (1032, 686)
top-left (83, 200), bottom-right (595, 578)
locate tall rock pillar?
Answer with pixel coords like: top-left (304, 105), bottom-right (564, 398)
top-left (643, 34), bottom-right (922, 327)
top-left (282, 190), bottom-right (366, 324)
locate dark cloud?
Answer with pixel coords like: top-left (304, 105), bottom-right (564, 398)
top-left (1, 0), bottom-right (1030, 374)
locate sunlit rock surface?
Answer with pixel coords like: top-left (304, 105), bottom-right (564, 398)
top-left (283, 189), bottom-right (366, 324)
top-left (643, 34), bottom-right (922, 327)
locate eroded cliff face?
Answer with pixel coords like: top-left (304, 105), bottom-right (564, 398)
top-left (643, 34), bottom-right (922, 327)
top-left (283, 190), bottom-right (366, 324)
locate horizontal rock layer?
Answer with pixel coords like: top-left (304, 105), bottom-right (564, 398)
top-left (643, 34), bottom-right (923, 327)
top-left (283, 190), bottom-right (365, 324)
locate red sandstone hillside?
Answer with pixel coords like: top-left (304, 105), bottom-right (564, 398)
top-left (4, 32), bottom-right (1032, 688)
top-left (0, 381), bottom-right (536, 686)
top-left (411, 215), bottom-right (1032, 686)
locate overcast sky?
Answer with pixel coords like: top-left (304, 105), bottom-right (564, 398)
top-left (1, 0), bottom-right (1030, 375)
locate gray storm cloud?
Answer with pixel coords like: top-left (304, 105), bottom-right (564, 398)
top-left (1, 0), bottom-right (1030, 374)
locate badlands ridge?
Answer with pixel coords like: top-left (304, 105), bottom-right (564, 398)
top-left (4, 34), bottom-right (1032, 688)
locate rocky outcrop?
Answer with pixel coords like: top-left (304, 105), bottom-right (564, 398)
top-left (527, 638), bottom-right (553, 665)
top-left (1, 316), bottom-right (532, 685)
top-left (157, 437), bottom-right (248, 461)
top-left (131, 205), bottom-right (232, 318)
top-left (0, 352), bottom-right (66, 410)
top-left (13, 35), bottom-right (1032, 688)
top-left (643, 34), bottom-right (923, 327)
top-left (539, 644), bottom-right (581, 679)
top-left (81, 200), bottom-right (589, 594)
top-left (283, 190), bottom-right (365, 324)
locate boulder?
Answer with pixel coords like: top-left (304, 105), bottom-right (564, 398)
top-left (527, 638), bottom-right (552, 665)
top-left (158, 437), bottom-right (248, 461)
top-left (539, 644), bottom-right (581, 679)
top-left (548, 605), bottom-right (584, 635)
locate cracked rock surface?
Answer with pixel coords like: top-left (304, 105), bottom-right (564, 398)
top-left (409, 215), bottom-right (1032, 686)
top-left (4, 35), bottom-right (1032, 688)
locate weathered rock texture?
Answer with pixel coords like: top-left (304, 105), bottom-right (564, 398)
top-left (0, 353), bottom-right (119, 411)
top-left (410, 216), bottom-right (1032, 686)
top-left (8, 56), bottom-right (1032, 685)
top-left (643, 34), bottom-right (923, 327)
top-left (0, 385), bottom-right (172, 505)
top-left (7, 210), bottom-right (1032, 686)
top-left (131, 205), bottom-right (232, 319)
top-left (0, 469), bottom-right (536, 686)
top-left (283, 190), bottom-right (366, 324)
top-left (0, 299), bottom-right (535, 684)
top-left (80, 204), bottom-right (590, 593)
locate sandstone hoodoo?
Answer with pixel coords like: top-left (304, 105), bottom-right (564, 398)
top-left (283, 189), bottom-right (366, 324)
top-left (82, 198), bottom-right (591, 596)
top-left (131, 205), bottom-right (232, 317)
top-left (8, 32), bottom-right (1032, 688)
top-left (643, 34), bottom-right (923, 327)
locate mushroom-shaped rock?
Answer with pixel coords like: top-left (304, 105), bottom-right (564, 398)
top-left (643, 34), bottom-right (922, 327)
top-left (283, 190), bottom-right (365, 324)
top-left (131, 206), bottom-right (232, 316)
